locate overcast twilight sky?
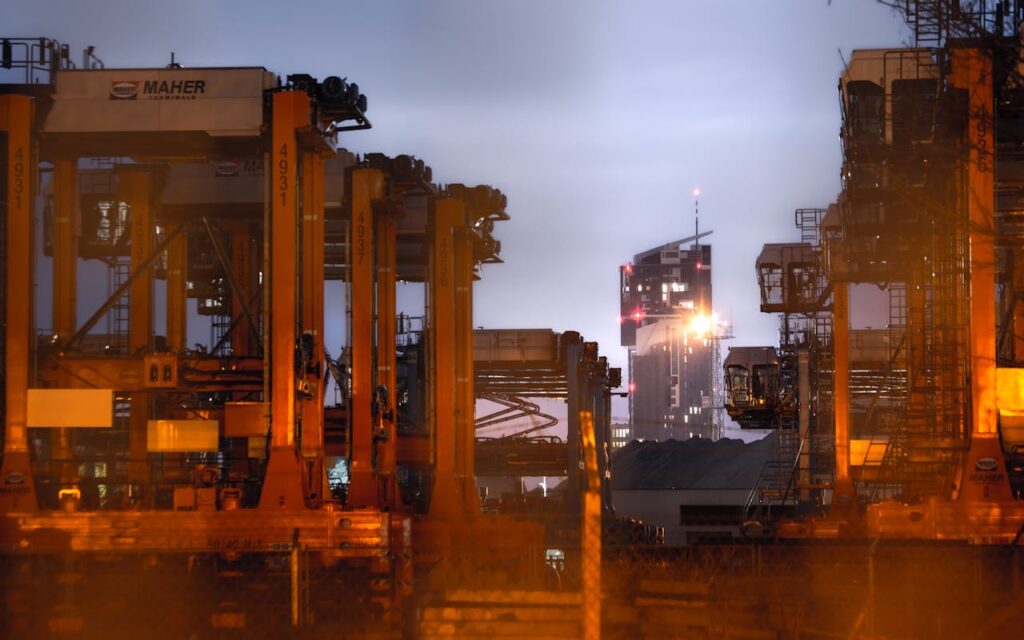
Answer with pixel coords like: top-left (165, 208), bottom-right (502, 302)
top-left (3, 1), bottom-right (910, 427)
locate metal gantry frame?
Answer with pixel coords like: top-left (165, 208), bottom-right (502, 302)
top-left (814, 36), bottom-right (1024, 539)
top-left (0, 39), bottom-right (609, 635)
top-left (0, 44), bottom-right (431, 556)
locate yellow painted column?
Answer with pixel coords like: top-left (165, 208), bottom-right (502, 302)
top-left (454, 224), bottom-right (479, 515)
top-left (952, 49), bottom-right (998, 438)
top-left (120, 169), bottom-right (155, 494)
top-left (259, 90), bottom-right (310, 510)
top-left (165, 221), bottom-right (187, 354)
top-left (1014, 249), bottom-right (1024, 360)
top-left (951, 48), bottom-right (1012, 503)
top-left (428, 198), bottom-right (463, 519)
top-left (376, 213), bottom-right (399, 510)
top-left (52, 158), bottom-right (78, 484)
top-left (580, 410), bottom-right (602, 640)
top-left (300, 150), bottom-right (327, 502)
top-left (832, 282), bottom-right (853, 499)
top-left (348, 167), bottom-right (383, 506)
top-left (0, 95), bottom-right (38, 512)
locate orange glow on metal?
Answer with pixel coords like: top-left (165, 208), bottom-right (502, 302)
top-left (833, 283), bottom-right (851, 484)
top-left (1015, 247), bottom-right (1024, 359)
top-left (947, 48), bottom-right (1013, 507)
top-left (348, 168), bottom-right (384, 506)
top-left (300, 150), bottom-right (327, 502)
top-left (260, 90), bottom-right (312, 510)
top-left (269, 91), bottom-right (307, 450)
top-left (0, 94), bottom-right (37, 511)
top-left (376, 213), bottom-right (399, 509)
top-left (953, 48), bottom-right (998, 437)
top-left (2, 95), bottom-right (33, 456)
top-left (455, 220), bottom-right (480, 515)
top-left (580, 410), bottom-right (601, 640)
top-left (428, 197), bottom-right (464, 518)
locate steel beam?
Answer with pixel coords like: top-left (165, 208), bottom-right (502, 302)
top-left (951, 47), bottom-right (1012, 503)
top-left (1014, 250), bottom-right (1024, 361)
top-left (300, 149), bottom-right (327, 502)
top-left (227, 221), bottom-right (253, 356)
top-left (832, 283), bottom-right (854, 502)
top-left (798, 348), bottom-right (811, 502)
top-left (64, 223), bottom-right (187, 352)
top-left (120, 168), bottom-right (156, 497)
top-left (202, 217), bottom-right (259, 348)
top-left (592, 357), bottom-right (612, 512)
top-left (52, 158), bottom-right (77, 344)
top-left (563, 332), bottom-right (583, 515)
top-left (51, 158), bottom-right (78, 485)
top-left (580, 410), bottom-right (601, 640)
top-left (953, 49), bottom-right (998, 438)
top-left (348, 167), bottom-right (384, 506)
top-left (428, 197), bottom-right (464, 518)
top-left (0, 94), bottom-right (37, 512)
top-left (376, 213), bottom-right (399, 510)
top-left (454, 224), bottom-right (479, 515)
top-left (165, 222), bottom-right (187, 353)
top-left (259, 90), bottom-right (310, 510)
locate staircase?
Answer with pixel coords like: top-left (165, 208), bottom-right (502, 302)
top-left (744, 427), bottom-right (801, 521)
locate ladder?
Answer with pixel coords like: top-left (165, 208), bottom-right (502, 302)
top-left (109, 259), bottom-right (130, 354)
top-left (910, 1), bottom-right (944, 48)
top-left (795, 208), bottom-right (825, 246)
top-left (210, 313), bottom-right (232, 356)
top-left (743, 421), bottom-right (801, 521)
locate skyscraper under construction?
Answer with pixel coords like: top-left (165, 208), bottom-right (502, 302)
top-left (620, 233), bottom-right (714, 442)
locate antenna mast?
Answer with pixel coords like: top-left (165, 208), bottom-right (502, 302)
top-left (693, 187), bottom-right (700, 249)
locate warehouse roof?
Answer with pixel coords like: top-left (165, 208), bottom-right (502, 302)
top-left (611, 433), bottom-right (775, 491)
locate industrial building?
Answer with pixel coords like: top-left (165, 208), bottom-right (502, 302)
top-left (611, 435), bottom-right (775, 545)
top-left (619, 233), bottom-right (717, 442)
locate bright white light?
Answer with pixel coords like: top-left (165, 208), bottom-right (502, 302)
top-left (688, 311), bottom-right (719, 339)
top-left (693, 188), bottom-right (700, 198)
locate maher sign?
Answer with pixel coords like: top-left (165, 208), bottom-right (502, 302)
top-left (110, 79), bottom-right (208, 100)
top-left (46, 67), bottom-right (276, 137)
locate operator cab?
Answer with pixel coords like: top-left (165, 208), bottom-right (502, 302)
top-left (724, 346), bottom-right (780, 429)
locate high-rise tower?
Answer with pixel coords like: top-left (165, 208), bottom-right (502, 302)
top-left (620, 233), bottom-right (713, 441)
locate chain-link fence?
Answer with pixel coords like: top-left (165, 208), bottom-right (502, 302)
top-left (4, 541), bottom-right (1024, 638)
top-left (603, 542), bottom-right (1024, 639)
top-left (1, 548), bottom-right (402, 639)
